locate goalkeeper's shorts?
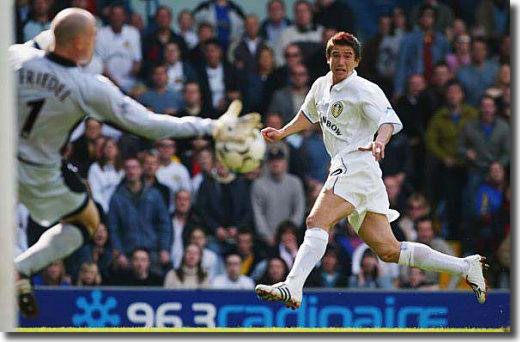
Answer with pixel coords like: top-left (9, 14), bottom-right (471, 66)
top-left (18, 159), bottom-right (89, 227)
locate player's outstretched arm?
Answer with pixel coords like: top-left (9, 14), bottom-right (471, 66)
top-left (82, 75), bottom-right (215, 140)
top-left (261, 111), bottom-right (314, 142)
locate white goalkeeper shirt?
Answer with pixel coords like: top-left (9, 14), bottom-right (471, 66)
top-left (300, 70), bottom-right (402, 165)
top-left (10, 43), bottom-right (214, 167)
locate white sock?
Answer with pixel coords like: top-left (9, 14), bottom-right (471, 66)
top-left (15, 223), bottom-right (84, 276)
top-left (398, 241), bottom-right (469, 275)
top-left (285, 227), bottom-right (328, 290)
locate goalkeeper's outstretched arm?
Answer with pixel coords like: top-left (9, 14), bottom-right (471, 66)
top-left (261, 111), bottom-right (315, 142)
top-left (80, 74), bottom-right (216, 140)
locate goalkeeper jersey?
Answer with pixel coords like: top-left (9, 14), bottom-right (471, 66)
top-left (10, 43), bottom-right (214, 167)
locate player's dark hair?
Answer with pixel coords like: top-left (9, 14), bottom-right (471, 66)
top-left (326, 31), bottom-right (361, 60)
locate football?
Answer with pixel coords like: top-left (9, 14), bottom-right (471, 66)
top-left (215, 129), bottom-right (266, 173)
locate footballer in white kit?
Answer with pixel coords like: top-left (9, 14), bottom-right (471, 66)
top-left (12, 8), bottom-right (259, 318)
top-left (256, 32), bottom-right (488, 310)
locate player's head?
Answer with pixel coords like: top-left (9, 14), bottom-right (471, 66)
top-left (326, 32), bottom-right (361, 82)
top-left (50, 8), bottom-right (97, 65)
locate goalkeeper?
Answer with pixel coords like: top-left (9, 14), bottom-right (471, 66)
top-left (12, 7), bottom-right (259, 318)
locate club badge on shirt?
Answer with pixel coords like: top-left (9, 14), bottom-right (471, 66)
top-left (331, 101), bottom-right (344, 118)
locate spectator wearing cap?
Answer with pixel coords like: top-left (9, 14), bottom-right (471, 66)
top-left (251, 144), bottom-right (305, 247)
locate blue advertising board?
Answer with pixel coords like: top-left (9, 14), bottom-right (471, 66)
top-left (19, 288), bottom-right (510, 328)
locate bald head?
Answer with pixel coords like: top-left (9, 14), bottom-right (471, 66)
top-left (52, 8), bottom-right (95, 46)
top-left (50, 8), bottom-right (96, 64)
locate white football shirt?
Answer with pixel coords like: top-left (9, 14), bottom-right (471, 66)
top-left (10, 43), bottom-right (214, 167)
top-left (300, 70), bottom-right (403, 164)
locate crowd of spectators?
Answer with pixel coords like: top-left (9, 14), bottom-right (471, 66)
top-left (14, 0), bottom-right (510, 291)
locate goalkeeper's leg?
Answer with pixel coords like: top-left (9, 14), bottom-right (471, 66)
top-left (15, 199), bottom-right (99, 317)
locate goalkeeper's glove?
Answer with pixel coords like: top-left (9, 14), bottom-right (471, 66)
top-left (212, 100), bottom-right (262, 142)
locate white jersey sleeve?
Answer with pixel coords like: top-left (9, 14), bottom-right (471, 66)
top-left (362, 85), bottom-right (403, 135)
top-left (78, 74), bottom-right (214, 140)
top-left (299, 80), bottom-right (320, 124)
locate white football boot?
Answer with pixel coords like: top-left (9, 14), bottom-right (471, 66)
top-left (255, 282), bottom-right (302, 310)
top-left (463, 255), bottom-right (489, 304)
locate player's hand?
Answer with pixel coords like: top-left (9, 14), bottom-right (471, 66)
top-left (358, 141), bottom-right (385, 161)
top-left (261, 127), bottom-right (285, 142)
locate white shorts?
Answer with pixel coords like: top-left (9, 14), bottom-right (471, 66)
top-left (18, 159), bottom-right (89, 227)
top-left (323, 151), bottom-right (400, 233)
